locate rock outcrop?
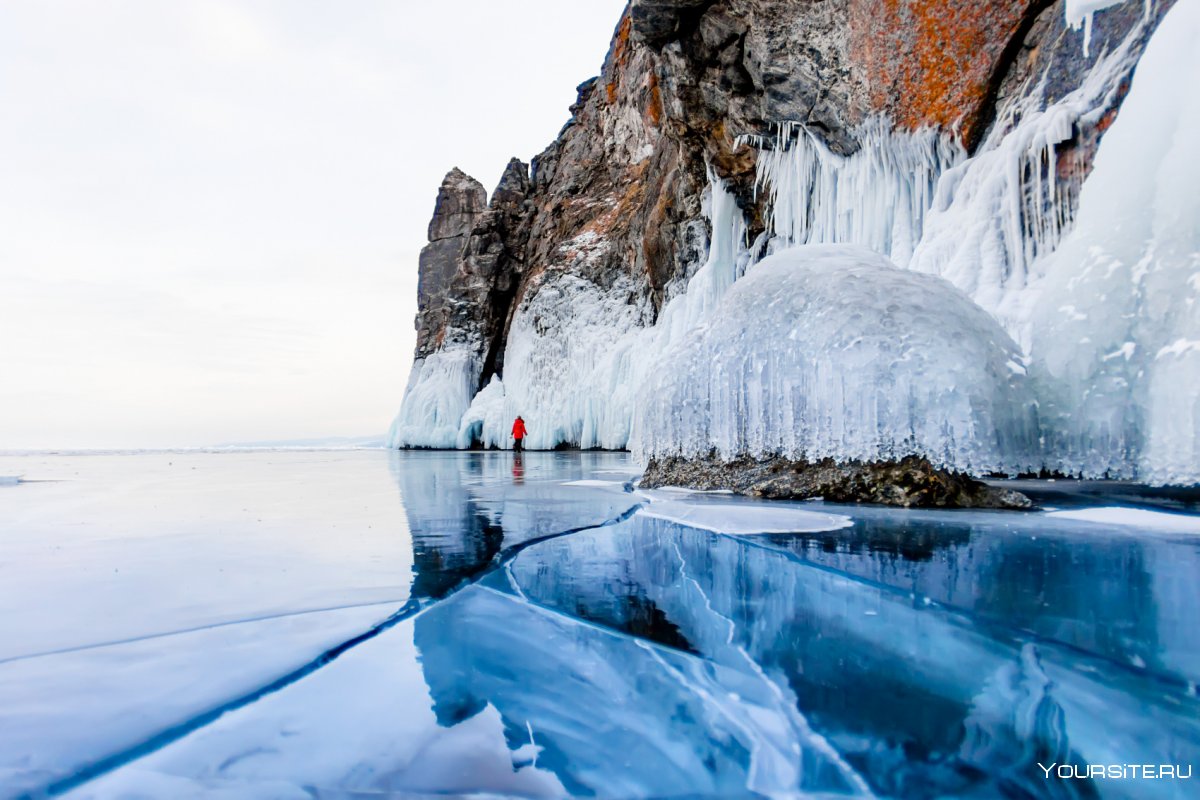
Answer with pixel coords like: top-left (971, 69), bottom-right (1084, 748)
top-left (413, 160), bottom-right (531, 389)
top-left (641, 453), bottom-right (1033, 509)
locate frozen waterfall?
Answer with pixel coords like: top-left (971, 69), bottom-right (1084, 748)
top-left (387, 349), bottom-right (481, 450)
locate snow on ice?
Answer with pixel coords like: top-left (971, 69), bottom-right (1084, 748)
top-left (637, 500), bottom-right (853, 535)
top-left (1046, 506), bottom-right (1200, 534)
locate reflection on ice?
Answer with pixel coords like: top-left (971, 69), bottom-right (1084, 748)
top-left (391, 451), bottom-right (642, 601)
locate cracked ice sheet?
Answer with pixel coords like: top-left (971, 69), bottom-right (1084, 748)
top-left (70, 585), bottom-right (866, 799)
top-left (0, 452), bottom-right (418, 660)
top-left (0, 451), bottom-right (430, 796)
top-left (504, 517), bottom-right (1200, 797)
top-left (0, 604), bottom-right (395, 798)
top-left (65, 596), bottom-right (566, 800)
top-left (1045, 506), bottom-right (1200, 534)
top-left (637, 498), bottom-right (852, 534)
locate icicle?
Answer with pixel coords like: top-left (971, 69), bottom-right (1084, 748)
top-left (752, 118), bottom-right (962, 268)
top-left (1065, 0), bottom-right (1132, 58)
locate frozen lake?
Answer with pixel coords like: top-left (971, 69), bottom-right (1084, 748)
top-left (1, 450), bottom-right (1198, 798)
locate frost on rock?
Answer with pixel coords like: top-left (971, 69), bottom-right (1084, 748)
top-left (387, 349), bottom-right (481, 450)
top-left (633, 245), bottom-right (1040, 476)
top-left (1030, 0), bottom-right (1200, 484)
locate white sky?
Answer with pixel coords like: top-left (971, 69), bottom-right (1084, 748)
top-left (0, 0), bottom-right (627, 449)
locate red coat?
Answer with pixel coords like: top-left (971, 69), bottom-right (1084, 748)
top-left (512, 419), bottom-right (527, 439)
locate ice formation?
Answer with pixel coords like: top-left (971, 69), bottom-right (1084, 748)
top-left (395, 0), bottom-right (1199, 485)
top-left (908, 31), bottom-right (1144, 347)
top-left (637, 500), bottom-right (853, 535)
top-left (750, 120), bottom-right (963, 269)
top-left (1066, 0), bottom-right (1148, 56)
top-left (387, 349), bottom-right (481, 449)
top-left (455, 375), bottom-right (508, 450)
top-left (632, 245), bottom-right (1040, 474)
top-left (1030, 0), bottom-right (1200, 484)
top-left (1046, 507), bottom-right (1200, 534)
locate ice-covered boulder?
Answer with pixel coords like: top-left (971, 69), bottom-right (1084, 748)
top-left (633, 245), bottom-right (1040, 476)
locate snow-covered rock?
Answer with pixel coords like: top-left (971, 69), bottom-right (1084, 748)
top-left (633, 245), bottom-right (1040, 475)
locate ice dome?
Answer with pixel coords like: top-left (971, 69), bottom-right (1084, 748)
top-left (632, 245), bottom-right (1040, 475)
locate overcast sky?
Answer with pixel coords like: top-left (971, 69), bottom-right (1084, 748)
top-left (0, 0), bottom-right (627, 449)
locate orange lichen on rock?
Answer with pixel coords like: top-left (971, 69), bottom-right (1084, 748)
top-left (646, 71), bottom-right (663, 127)
top-left (606, 14), bottom-right (636, 106)
top-left (849, 0), bottom-right (1038, 147)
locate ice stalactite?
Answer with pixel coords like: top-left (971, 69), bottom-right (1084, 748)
top-left (750, 120), bottom-right (962, 269)
top-left (1030, 0), bottom-right (1200, 484)
top-left (1065, 0), bottom-right (1151, 57)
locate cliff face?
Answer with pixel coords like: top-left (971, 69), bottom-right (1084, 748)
top-left (393, 0), bottom-right (1190, 484)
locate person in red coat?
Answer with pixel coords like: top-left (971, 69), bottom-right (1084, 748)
top-left (511, 416), bottom-right (527, 452)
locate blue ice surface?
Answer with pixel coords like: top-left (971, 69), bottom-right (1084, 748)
top-left (0, 450), bottom-right (1197, 799)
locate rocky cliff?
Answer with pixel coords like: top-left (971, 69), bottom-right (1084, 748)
top-left (391, 0), bottom-right (1197, 492)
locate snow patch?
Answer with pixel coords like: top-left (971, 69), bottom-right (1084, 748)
top-left (561, 479), bottom-right (628, 488)
top-left (1046, 507), bottom-right (1200, 534)
top-left (638, 500), bottom-right (853, 535)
